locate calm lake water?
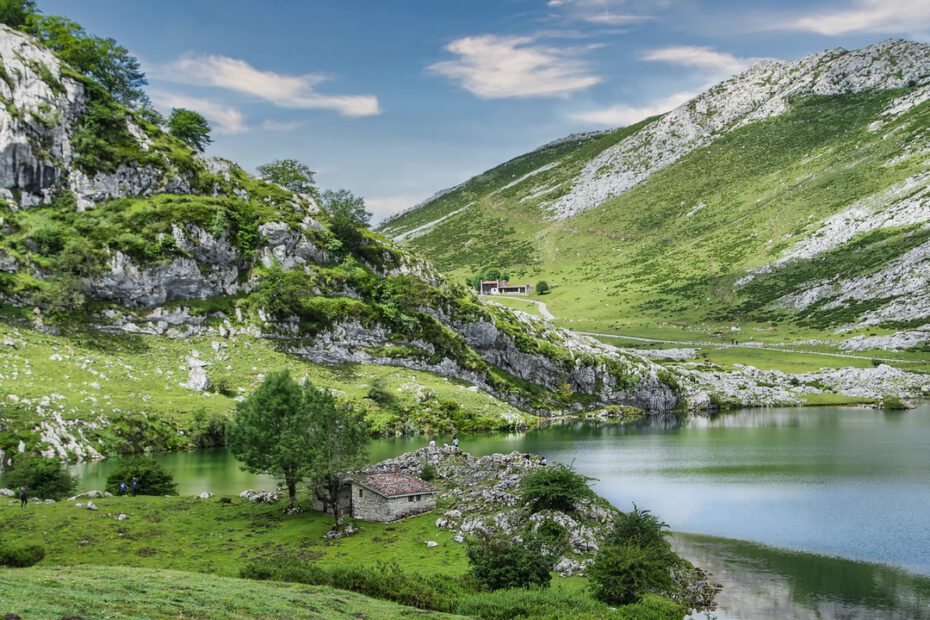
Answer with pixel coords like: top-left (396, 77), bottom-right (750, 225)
top-left (65, 404), bottom-right (930, 619)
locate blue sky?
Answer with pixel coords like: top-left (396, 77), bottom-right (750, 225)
top-left (40, 0), bottom-right (930, 221)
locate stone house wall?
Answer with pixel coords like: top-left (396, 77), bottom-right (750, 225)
top-left (350, 482), bottom-right (437, 522)
top-left (311, 483), bottom-right (353, 517)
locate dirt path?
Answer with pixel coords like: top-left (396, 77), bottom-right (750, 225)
top-left (493, 296), bottom-right (555, 320)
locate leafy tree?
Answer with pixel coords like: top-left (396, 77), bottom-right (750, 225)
top-left (465, 268), bottom-right (510, 290)
top-left (167, 108), bottom-right (212, 152)
top-left (105, 457), bottom-right (177, 495)
top-left (303, 383), bottom-right (368, 524)
top-left (608, 505), bottom-right (673, 556)
top-left (189, 407), bottom-right (228, 448)
top-left (321, 189), bottom-right (371, 248)
top-left (257, 159), bottom-right (317, 195)
top-left (3, 455), bottom-right (77, 500)
top-left (0, 0), bottom-right (37, 29)
top-left (466, 534), bottom-right (551, 591)
top-left (588, 544), bottom-right (675, 605)
top-left (520, 464), bottom-right (594, 514)
top-left (535, 281), bottom-right (550, 295)
top-left (26, 15), bottom-right (147, 105)
top-left (228, 370), bottom-right (310, 506)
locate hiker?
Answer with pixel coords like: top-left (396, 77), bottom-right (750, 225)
top-left (523, 453), bottom-right (531, 467)
top-left (19, 485), bottom-right (28, 508)
top-left (540, 456), bottom-right (548, 466)
top-left (452, 436), bottom-right (459, 449)
top-left (429, 439), bottom-right (436, 449)
top-left (118, 481), bottom-right (127, 497)
top-left (130, 478), bottom-right (139, 496)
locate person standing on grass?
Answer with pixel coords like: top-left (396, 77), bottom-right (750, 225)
top-left (130, 477), bottom-right (139, 497)
top-left (19, 485), bottom-right (28, 508)
top-left (453, 436), bottom-right (459, 449)
top-left (118, 481), bottom-right (127, 497)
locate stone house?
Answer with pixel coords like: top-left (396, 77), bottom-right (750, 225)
top-left (479, 279), bottom-right (532, 295)
top-left (313, 471), bottom-right (439, 522)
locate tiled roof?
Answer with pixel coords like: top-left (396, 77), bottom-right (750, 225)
top-left (354, 472), bottom-right (438, 498)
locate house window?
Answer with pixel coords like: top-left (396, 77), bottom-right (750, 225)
top-left (416, 495), bottom-right (421, 502)
top-left (408, 496), bottom-right (414, 502)
top-left (358, 488), bottom-right (363, 498)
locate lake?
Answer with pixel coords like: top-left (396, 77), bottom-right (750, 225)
top-left (65, 404), bottom-right (930, 619)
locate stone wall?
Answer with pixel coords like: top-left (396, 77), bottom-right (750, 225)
top-left (310, 483), bottom-right (353, 517)
top-left (350, 482), bottom-right (436, 522)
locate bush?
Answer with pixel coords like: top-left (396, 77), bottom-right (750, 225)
top-left (105, 457), bottom-right (177, 495)
top-left (466, 534), bottom-right (552, 591)
top-left (3, 455), bottom-right (77, 500)
top-left (608, 505), bottom-right (672, 555)
top-left (588, 544), bottom-right (675, 606)
top-left (521, 464), bottom-right (594, 514)
top-left (241, 560), bottom-right (469, 613)
top-left (456, 588), bottom-right (608, 620)
top-left (0, 544), bottom-right (45, 568)
top-left (419, 463), bottom-right (437, 482)
top-left (881, 395), bottom-right (909, 410)
top-left (189, 407), bottom-right (228, 448)
top-left (535, 281), bottom-right (550, 295)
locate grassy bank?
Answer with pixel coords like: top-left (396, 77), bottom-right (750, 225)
top-left (0, 564), bottom-right (463, 619)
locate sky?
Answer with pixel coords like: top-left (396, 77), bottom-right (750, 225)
top-left (39, 0), bottom-right (930, 222)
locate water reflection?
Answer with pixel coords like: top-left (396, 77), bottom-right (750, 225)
top-left (674, 533), bottom-right (930, 620)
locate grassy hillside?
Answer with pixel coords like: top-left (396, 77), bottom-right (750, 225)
top-left (382, 89), bottom-right (930, 348)
top-left (0, 564), bottom-right (462, 619)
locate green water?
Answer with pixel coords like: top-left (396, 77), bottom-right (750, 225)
top-left (64, 404), bottom-right (930, 619)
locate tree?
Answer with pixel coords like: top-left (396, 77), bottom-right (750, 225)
top-left (105, 457), bottom-right (177, 495)
top-left (167, 108), bottom-right (212, 152)
top-left (520, 464), bottom-right (594, 514)
top-left (466, 534), bottom-right (552, 590)
top-left (0, 0), bottom-right (37, 29)
top-left (26, 15), bottom-right (147, 106)
top-left (535, 281), bottom-right (550, 295)
top-left (3, 455), bottom-right (77, 500)
top-left (321, 189), bottom-right (371, 247)
top-left (257, 159), bottom-right (317, 195)
top-left (228, 371), bottom-right (311, 506)
top-left (465, 268), bottom-right (510, 291)
top-left (303, 383), bottom-right (368, 525)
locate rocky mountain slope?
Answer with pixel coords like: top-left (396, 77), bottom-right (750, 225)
top-left (0, 24), bottom-right (680, 462)
top-left (380, 40), bottom-right (930, 349)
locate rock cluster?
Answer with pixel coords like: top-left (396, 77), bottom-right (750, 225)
top-left (239, 489), bottom-right (281, 503)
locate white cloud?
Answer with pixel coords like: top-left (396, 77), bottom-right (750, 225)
top-left (548, 0), bottom-right (655, 26)
top-left (782, 0), bottom-right (930, 35)
top-left (150, 91), bottom-right (248, 134)
top-left (569, 90), bottom-right (696, 126)
top-left (158, 54), bottom-right (380, 117)
top-left (260, 119), bottom-right (303, 132)
top-left (365, 194), bottom-right (427, 223)
top-left (428, 35), bottom-right (601, 99)
top-left (643, 46), bottom-right (758, 74)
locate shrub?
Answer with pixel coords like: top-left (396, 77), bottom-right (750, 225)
top-left (456, 588), bottom-right (609, 620)
top-left (521, 464), bottom-right (594, 514)
top-left (466, 534), bottom-right (551, 591)
top-left (881, 395), bottom-right (909, 411)
top-left (3, 455), bottom-right (77, 500)
top-left (608, 505), bottom-right (672, 555)
top-left (588, 544), bottom-right (675, 606)
top-left (420, 463), bottom-right (437, 482)
top-left (105, 457), bottom-right (177, 495)
top-left (241, 560), bottom-right (469, 613)
top-left (0, 544), bottom-right (45, 568)
top-left (535, 281), bottom-right (550, 295)
top-left (189, 407), bottom-right (228, 448)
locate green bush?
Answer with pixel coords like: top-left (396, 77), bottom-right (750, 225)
top-left (105, 457), bottom-right (177, 495)
top-left (466, 534), bottom-right (552, 591)
top-left (608, 505), bottom-right (672, 555)
top-left (521, 464), bottom-right (594, 514)
top-left (419, 463), bottom-right (437, 482)
top-left (536, 280), bottom-right (550, 295)
top-left (456, 588), bottom-right (608, 620)
top-left (241, 560), bottom-right (469, 613)
top-left (881, 396), bottom-right (909, 410)
top-left (189, 407), bottom-right (228, 448)
top-left (0, 544), bottom-right (45, 568)
top-left (3, 455), bottom-right (77, 500)
top-left (588, 544), bottom-right (675, 606)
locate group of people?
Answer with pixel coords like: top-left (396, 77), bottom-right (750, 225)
top-left (117, 478), bottom-right (140, 497)
top-left (428, 436), bottom-right (460, 450)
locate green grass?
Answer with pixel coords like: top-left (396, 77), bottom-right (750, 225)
top-left (0, 319), bottom-right (531, 457)
top-left (382, 89), bottom-right (930, 370)
top-left (0, 564), bottom-right (463, 619)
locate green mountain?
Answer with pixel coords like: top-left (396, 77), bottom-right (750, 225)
top-left (380, 40), bottom-right (930, 353)
top-left (0, 22), bottom-right (678, 462)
